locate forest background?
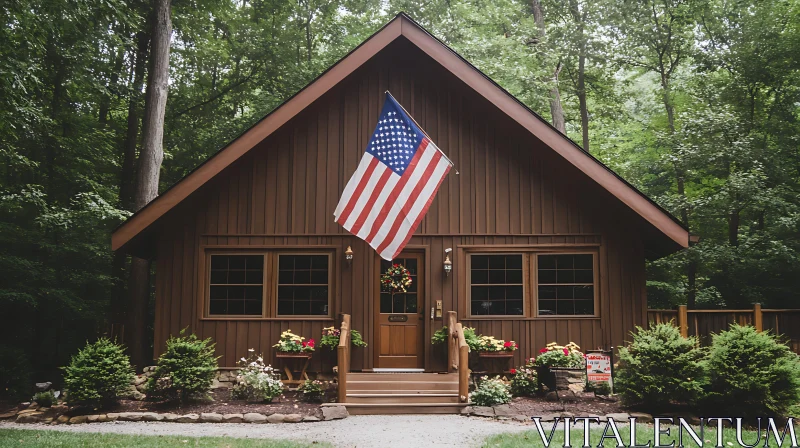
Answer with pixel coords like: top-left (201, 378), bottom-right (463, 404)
top-left (1, 0), bottom-right (798, 382)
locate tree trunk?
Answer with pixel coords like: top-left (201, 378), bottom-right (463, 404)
top-left (728, 208), bottom-right (740, 246)
top-left (568, 0), bottom-right (589, 150)
top-left (126, 0), bottom-right (172, 369)
top-left (112, 30), bottom-right (150, 327)
top-left (532, 0), bottom-right (567, 133)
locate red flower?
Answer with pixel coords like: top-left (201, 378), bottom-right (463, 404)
top-left (510, 368), bottom-right (517, 375)
top-left (504, 341), bottom-right (512, 348)
top-left (307, 339), bottom-right (315, 348)
top-left (563, 348), bottom-right (569, 356)
top-left (539, 348), bottom-right (548, 354)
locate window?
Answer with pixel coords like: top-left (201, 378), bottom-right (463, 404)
top-left (206, 251), bottom-right (333, 318)
top-left (469, 254), bottom-right (524, 316)
top-left (537, 254), bottom-right (594, 316)
top-left (209, 255), bottom-right (264, 316)
top-left (277, 254), bottom-right (330, 316)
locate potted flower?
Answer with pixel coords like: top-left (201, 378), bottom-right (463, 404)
top-left (319, 326), bottom-right (368, 349)
top-left (509, 358), bottom-right (539, 397)
top-left (273, 329), bottom-right (315, 354)
top-left (533, 342), bottom-right (585, 392)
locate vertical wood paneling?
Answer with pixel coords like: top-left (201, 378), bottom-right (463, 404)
top-left (151, 40), bottom-right (651, 367)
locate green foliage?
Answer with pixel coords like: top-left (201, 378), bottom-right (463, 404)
top-left (298, 379), bottom-right (325, 402)
top-left (615, 324), bottom-right (705, 411)
top-left (62, 338), bottom-right (134, 408)
top-left (509, 359), bottom-right (538, 397)
top-left (703, 324), bottom-right (800, 418)
top-left (470, 377), bottom-right (512, 406)
top-left (147, 333), bottom-right (218, 403)
top-left (32, 390), bottom-right (56, 407)
top-left (431, 326), bottom-right (448, 345)
top-left (0, 346), bottom-right (31, 399)
top-left (320, 328), bottom-right (368, 350)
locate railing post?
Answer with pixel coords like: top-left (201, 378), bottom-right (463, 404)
top-left (677, 305), bottom-right (688, 338)
top-left (455, 323), bottom-right (469, 403)
top-left (753, 303), bottom-right (763, 332)
top-left (447, 311), bottom-right (457, 373)
top-left (337, 314), bottom-right (350, 403)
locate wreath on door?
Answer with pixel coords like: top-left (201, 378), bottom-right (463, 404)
top-left (380, 264), bottom-right (413, 293)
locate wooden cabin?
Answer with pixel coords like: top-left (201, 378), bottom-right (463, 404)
top-left (112, 14), bottom-right (689, 382)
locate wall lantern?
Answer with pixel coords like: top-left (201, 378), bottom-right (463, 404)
top-left (345, 246), bottom-right (354, 265)
top-left (443, 248), bottom-right (453, 277)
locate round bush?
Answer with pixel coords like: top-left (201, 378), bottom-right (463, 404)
top-left (509, 359), bottom-right (538, 397)
top-left (147, 332), bottom-right (218, 403)
top-left (703, 324), bottom-right (800, 418)
top-left (615, 323), bottom-right (705, 411)
top-left (63, 338), bottom-right (135, 408)
top-left (470, 377), bottom-right (511, 406)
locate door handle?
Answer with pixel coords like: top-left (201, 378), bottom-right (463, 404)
top-left (430, 307), bottom-right (434, 319)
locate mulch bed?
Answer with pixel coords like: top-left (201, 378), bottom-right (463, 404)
top-left (73, 388), bottom-right (328, 418)
top-left (504, 392), bottom-right (626, 416)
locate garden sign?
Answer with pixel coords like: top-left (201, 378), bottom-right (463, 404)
top-left (585, 350), bottom-right (612, 388)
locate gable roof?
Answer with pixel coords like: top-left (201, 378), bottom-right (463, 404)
top-left (112, 13), bottom-right (689, 255)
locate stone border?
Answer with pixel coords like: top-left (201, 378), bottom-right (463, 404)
top-left (461, 406), bottom-right (655, 424)
top-left (3, 405), bottom-right (348, 425)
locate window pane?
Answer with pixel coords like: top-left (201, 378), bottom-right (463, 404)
top-left (470, 254), bottom-right (525, 316)
top-left (472, 255), bottom-right (489, 269)
top-left (537, 254), bottom-right (595, 316)
top-left (380, 294), bottom-right (392, 313)
top-left (209, 255), bottom-right (264, 316)
top-left (471, 270), bottom-right (488, 284)
top-left (405, 295), bottom-right (417, 313)
top-left (277, 255), bottom-right (331, 316)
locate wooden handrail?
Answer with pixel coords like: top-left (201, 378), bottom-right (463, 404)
top-left (446, 311), bottom-right (470, 403)
top-left (337, 314), bottom-right (351, 403)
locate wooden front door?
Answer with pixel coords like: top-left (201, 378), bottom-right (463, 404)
top-left (374, 253), bottom-right (425, 369)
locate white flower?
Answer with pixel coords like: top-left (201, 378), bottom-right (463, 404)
top-left (248, 348), bottom-right (255, 352)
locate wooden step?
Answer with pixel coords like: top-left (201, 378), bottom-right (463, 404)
top-left (347, 389), bottom-right (458, 395)
top-left (347, 372), bottom-right (457, 381)
top-left (347, 381), bottom-right (458, 391)
top-left (345, 393), bottom-right (460, 404)
top-left (322, 403), bottom-right (469, 415)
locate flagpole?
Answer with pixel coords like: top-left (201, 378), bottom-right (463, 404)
top-left (385, 90), bottom-right (459, 175)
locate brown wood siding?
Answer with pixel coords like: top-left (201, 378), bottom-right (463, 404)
top-left (151, 39), bottom-right (648, 370)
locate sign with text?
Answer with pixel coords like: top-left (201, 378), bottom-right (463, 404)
top-left (586, 351), bottom-right (612, 386)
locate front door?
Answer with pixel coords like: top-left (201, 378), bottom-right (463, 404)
top-left (374, 253), bottom-right (425, 369)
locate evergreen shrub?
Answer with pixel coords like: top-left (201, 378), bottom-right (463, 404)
top-left (615, 323), bottom-right (705, 411)
top-left (147, 332), bottom-right (218, 403)
top-left (63, 338), bottom-right (134, 407)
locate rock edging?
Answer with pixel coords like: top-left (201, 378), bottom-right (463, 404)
top-left (462, 406), bottom-right (652, 424)
top-left (3, 408), bottom-right (337, 425)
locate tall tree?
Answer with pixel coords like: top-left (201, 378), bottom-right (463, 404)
top-left (532, 0), bottom-right (566, 133)
top-left (126, 0), bottom-right (172, 368)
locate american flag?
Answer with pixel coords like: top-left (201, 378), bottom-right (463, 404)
top-left (334, 93), bottom-right (453, 260)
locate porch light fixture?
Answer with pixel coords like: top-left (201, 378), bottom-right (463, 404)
top-left (345, 246), bottom-right (354, 265)
top-left (443, 248), bottom-right (453, 276)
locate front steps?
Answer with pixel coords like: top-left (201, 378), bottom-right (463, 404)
top-left (325, 372), bottom-right (470, 415)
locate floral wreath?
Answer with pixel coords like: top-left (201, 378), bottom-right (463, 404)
top-left (380, 263), bottom-right (413, 293)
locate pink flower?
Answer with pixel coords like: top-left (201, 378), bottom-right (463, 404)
top-left (539, 348), bottom-right (548, 354)
top-left (563, 348), bottom-right (569, 356)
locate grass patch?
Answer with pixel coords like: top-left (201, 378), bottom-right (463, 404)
top-left (483, 422), bottom-right (790, 448)
top-left (0, 428), bottom-right (329, 447)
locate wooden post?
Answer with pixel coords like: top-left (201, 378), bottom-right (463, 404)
top-left (447, 311), bottom-right (457, 373)
top-left (337, 314), bottom-right (350, 403)
top-left (455, 323), bottom-right (469, 403)
top-left (753, 303), bottom-right (763, 332)
top-left (677, 305), bottom-right (688, 338)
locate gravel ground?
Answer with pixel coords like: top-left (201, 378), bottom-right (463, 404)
top-left (1, 415), bottom-right (533, 448)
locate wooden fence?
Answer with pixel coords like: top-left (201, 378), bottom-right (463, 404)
top-left (647, 305), bottom-right (800, 354)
